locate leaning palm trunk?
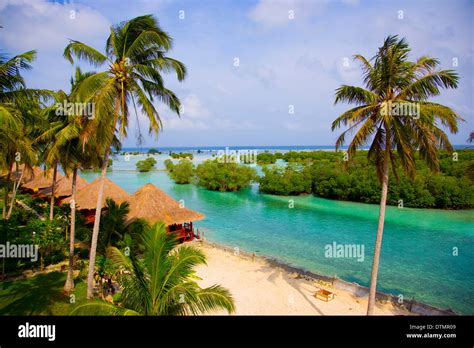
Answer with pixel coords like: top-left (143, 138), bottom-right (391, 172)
top-left (64, 168), bottom-right (78, 292)
top-left (86, 150), bottom-right (110, 298)
top-left (49, 163), bottom-right (57, 221)
top-left (367, 146), bottom-right (390, 315)
top-left (2, 164), bottom-right (13, 219)
top-left (6, 163), bottom-right (25, 219)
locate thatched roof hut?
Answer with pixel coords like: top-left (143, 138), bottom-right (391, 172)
top-left (127, 183), bottom-right (204, 225)
top-left (38, 174), bottom-right (89, 198)
top-left (22, 168), bottom-right (63, 191)
top-left (62, 177), bottom-right (131, 210)
top-left (2, 165), bottom-right (43, 183)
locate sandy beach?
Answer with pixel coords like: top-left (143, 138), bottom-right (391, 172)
top-left (193, 241), bottom-right (411, 316)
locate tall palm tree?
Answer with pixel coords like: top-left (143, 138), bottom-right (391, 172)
top-left (1, 50), bottom-right (52, 219)
top-left (0, 50), bottom-right (36, 219)
top-left (72, 222), bottom-right (235, 315)
top-left (44, 67), bottom-right (105, 292)
top-left (63, 14), bottom-right (186, 298)
top-left (332, 35), bottom-right (462, 315)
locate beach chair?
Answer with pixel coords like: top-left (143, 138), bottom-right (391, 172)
top-left (314, 289), bottom-right (335, 302)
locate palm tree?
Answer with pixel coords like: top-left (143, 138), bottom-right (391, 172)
top-left (98, 198), bottom-right (147, 254)
top-left (43, 67), bottom-right (104, 292)
top-left (0, 50), bottom-right (36, 219)
top-left (332, 35), bottom-right (462, 315)
top-left (468, 131), bottom-right (473, 143)
top-left (1, 50), bottom-right (52, 219)
top-left (63, 14), bottom-right (186, 298)
top-left (72, 222), bottom-right (235, 315)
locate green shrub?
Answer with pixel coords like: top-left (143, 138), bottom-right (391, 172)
top-left (196, 160), bottom-right (257, 191)
top-left (168, 159), bottom-right (195, 184)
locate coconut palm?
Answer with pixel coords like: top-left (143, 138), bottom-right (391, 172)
top-left (71, 222), bottom-right (235, 315)
top-left (1, 50), bottom-right (52, 219)
top-left (332, 35), bottom-right (462, 315)
top-left (468, 131), bottom-right (473, 143)
top-left (43, 67), bottom-right (106, 292)
top-left (98, 198), bottom-right (148, 254)
top-left (0, 50), bottom-right (36, 219)
top-left (63, 14), bottom-right (186, 298)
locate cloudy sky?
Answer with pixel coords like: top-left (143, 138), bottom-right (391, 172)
top-left (1, 0), bottom-right (472, 147)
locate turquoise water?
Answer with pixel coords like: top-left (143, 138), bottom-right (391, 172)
top-left (81, 154), bottom-right (474, 314)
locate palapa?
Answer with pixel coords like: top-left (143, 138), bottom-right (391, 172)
top-left (62, 177), bottom-right (131, 210)
top-left (127, 183), bottom-right (204, 225)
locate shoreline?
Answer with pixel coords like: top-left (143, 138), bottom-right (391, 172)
top-left (192, 238), bottom-right (457, 316)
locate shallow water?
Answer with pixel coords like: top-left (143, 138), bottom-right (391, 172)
top-left (81, 154), bottom-right (474, 314)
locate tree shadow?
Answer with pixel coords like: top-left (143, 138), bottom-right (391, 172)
top-left (0, 272), bottom-right (66, 315)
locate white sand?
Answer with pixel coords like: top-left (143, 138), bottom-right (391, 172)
top-left (193, 241), bottom-right (411, 315)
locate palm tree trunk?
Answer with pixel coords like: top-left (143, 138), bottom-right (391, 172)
top-left (367, 146), bottom-right (390, 315)
top-left (6, 163), bottom-right (25, 220)
top-left (86, 149), bottom-right (110, 299)
top-left (2, 163), bottom-right (13, 219)
top-left (64, 168), bottom-right (77, 293)
top-left (49, 163), bottom-right (58, 221)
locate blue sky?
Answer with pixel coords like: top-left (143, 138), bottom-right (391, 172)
top-left (1, 0), bottom-right (473, 147)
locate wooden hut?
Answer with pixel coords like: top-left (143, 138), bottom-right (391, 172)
top-left (127, 183), bottom-right (204, 242)
top-left (62, 177), bottom-right (131, 223)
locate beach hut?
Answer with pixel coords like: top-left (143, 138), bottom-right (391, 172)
top-left (22, 168), bottom-right (64, 193)
top-left (62, 177), bottom-right (131, 223)
top-left (2, 165), bottom-right (42, 184)
top-left (38, 174), bottom-right (89, 199)
top-left (127, 183), bottom-right (204, 242)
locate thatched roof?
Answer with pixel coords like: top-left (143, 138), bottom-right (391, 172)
top-left (62, 177), bottom-right (131, 210)
top-left (127, 183), bottom-right (204, 225)
top-left (38, 174), bottom-right (89, 198)
top-left (2, 165), bottom-right (42, 183)
top-left (22, 168), bottom-right (63, 191)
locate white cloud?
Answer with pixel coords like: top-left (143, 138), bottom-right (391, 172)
top-left (0, 0), bottom-right (110, 53)
top-left (248, 0), bottom-right (328, 27)
top-left (180, 94), bottom-right (210, 119)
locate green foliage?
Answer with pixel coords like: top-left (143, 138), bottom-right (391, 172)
top-left (98, 198), bottom-right (147, 254)
top-left (168, 159), bottom-right (195, 184)
top-left (257, 152), bottom-right (277, 164)
top-left (259, 165), bottom-right (312, 195)
top-left (72, 223), bottom-right (235, 315)
top-left (144, 157), bottom-right (157, 166)
top-left (170, 152), bottom-right (193, 160)
top-left (26, 219), bottom-right (66, 270)
top-left (147, 148), bottom-right (161, 154)
top-left (136, 158), bottom-right (156, 172)
top-left (164, 159), bottom-right (174, 171)
top-left (196, 160), bottom-right (257, 192)
top-left (259, 150), bottom-right (474, 209)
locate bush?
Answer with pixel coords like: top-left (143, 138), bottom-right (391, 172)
top-left (170, 152), bottom-right (193, 160)
top-left (168, 159), bottom-right (195, 184)
top-left (259, 165), bottom-right (313, 195)
top-left (256, 149), bottom-right (474, 209)
top-left (257, 152), bottom-right (277, 164)
top-left (164, 159), bottom-right (174, 171)
top-left (196, 160), bottom-right (257, 191)
top-left (136, 158), bottom-right (157, 172)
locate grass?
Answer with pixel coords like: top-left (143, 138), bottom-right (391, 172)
top-left (0, 272), bottom-right (102, 315)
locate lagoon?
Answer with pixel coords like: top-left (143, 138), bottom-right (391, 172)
top-left (81, 154), bottom-right (474, 314)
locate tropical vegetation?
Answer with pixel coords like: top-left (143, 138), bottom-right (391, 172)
top-left (331, 35), bottom-right (461, 315)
